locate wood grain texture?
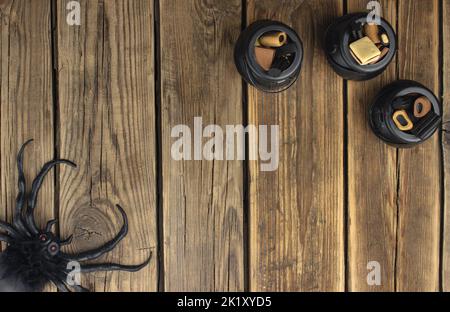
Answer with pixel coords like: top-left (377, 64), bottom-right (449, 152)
top-left (57, 0), bottom-right (157, 291)
top-left (347, 0), bottom-right (398, 291)
top-left (0, 0), bottom-right (55, 291)
top-left (443, 0), bottom-right (450, 292)
top-left (0, 0), bottom-right (54, 251)
top-left (247, 0), bottom-right (344, 291)
top-left (160, 0), bottom-right (244, 291)
top-left (395, 0), bottom-right (440, 291)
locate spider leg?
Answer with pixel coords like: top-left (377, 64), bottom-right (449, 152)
top-left (0, 221), bottom-right (19, 238)
top-left (72, 285), bottom-right (89, 292)
top-left (13, 139), bottom-right (33, 237)
top-left (55, 270), bottom-right (90, 292)
top-left (80, 253), bottom-right (152, 273)
top-left (63, 205), bottom-right (128, 261)
top-left (45, 219), bottom-right (58, 233)
top-left (49, 277), bottom-right (71, 292)
top-left (25, 159), bottom-right (77, 234)
top-left (47, 271), bottom-right (78, 293)
top-left (60, 235), bottom-right (74, 246)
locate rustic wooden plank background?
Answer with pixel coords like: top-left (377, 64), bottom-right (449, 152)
top-left (0, 0), bottom-right (447, 292)
top-left (56, 0), bottom-right (157, 292)
top-left (160, 0), bottom-right (244, 291)
top-left (347, 0), bottom-right (441, 292)
top-left (0, 0), bottom-right (56, 292)
top-left (247, 0), bottom-right (344, 291)
top-left (395, 0), bottom-right (441, 291)
top-left (347, 0), bottom-right (398, 292)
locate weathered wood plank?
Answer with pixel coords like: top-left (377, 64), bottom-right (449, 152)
top-left (347, 0), bottom-right (398, 291)
top-left (0, 0), bottom-right (55, 291)
top-left (247, 0), bottom-right (344, 291)
top-left (160, 0), bottom-right (244, 291)
top-left (0, 0), bottom-right (54, 251)
top-left (442, 0), bottom-right (450, 292)
top-left (57, 0), bottom-right (157, 291)
top-left (395, 0), bottom-right (440, 291)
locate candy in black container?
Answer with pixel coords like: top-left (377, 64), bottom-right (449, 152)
top-left (325, 12), bottom-right (396, 81)
top-left (234, 20), bottom-right (303, 93)
top-left (369, 80), bottom-right (441, 147)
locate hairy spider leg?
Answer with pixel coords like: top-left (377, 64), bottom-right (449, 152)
top-left (13, 139), bottom-right (34, 237)
top-left (45, 220), bottom-right (74, 244)
top-left (25, 159), bottom-right (77, 235)
top-left (0, 221), bottom-right (19, 238)
top-left (45, 219), bottom-right (58, 233)
top-left (60, 235), bottom-right (73, 246)
top-left (56, 269), bottom-right (89, 292)
top-left (72, 285), bottom-right (90, 292)
top-left (79, 253), bottom-right (152, 273)
top-left (63, 205), bottom-right (129, 261)
top-left (48, 270), bottom-right (88, 293)
top-left (47, 274), bottom-right (71, 292)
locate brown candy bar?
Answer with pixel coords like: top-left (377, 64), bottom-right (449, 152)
top-left (255, 47), bottom-right (276, 71)
top-left (364, 23), bottom-right (381, 44)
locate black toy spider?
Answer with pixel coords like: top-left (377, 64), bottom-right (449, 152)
top-left (0, 140), bottom-right (151, 292)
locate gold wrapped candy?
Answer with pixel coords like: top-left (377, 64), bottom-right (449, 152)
top-left (381, 33), bottom-right (389, 45)
top-left (349, 36), bottom-right (382, 65)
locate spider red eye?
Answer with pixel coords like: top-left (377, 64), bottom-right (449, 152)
top-left (48, 242), bottom-right (60, 255)
top-left (39, 234), bottom-right (47, 242)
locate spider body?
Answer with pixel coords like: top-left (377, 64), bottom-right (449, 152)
top-left (0, 140), bottom-right (151, 292)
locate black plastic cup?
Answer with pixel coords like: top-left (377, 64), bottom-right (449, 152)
top-left (325, 13), bottom-right (397, 81)
top-left (369, 80), bottom-right (441, 147)
top-left (234, 20), bottom-right (303, 93)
